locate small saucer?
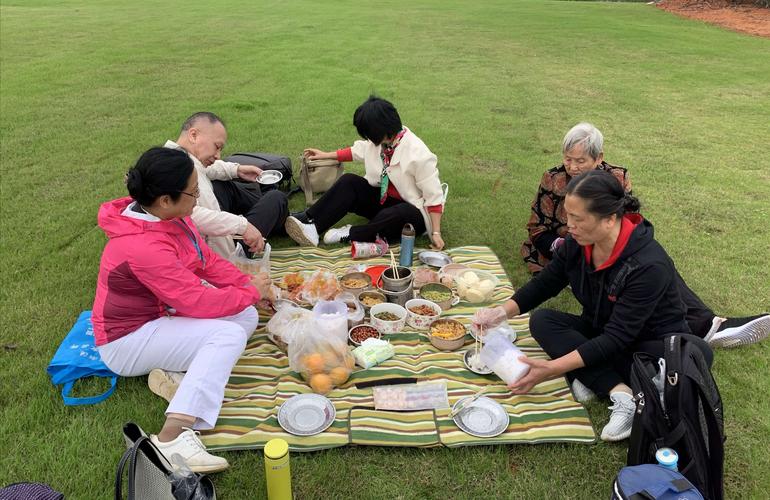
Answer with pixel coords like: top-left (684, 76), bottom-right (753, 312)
top-left (418, 251), bottom-right (453, 268)
top-left (257, 170), bottom-right (283, 185)
top-left (277, 394), bottom-right (336, 436)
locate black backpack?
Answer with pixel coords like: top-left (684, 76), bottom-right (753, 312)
top-left (628, 335), bottom-right (724, 500)
top-left (225, 152), bottom-right (295, 194)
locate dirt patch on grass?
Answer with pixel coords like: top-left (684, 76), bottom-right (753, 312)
top-left (656, 0), bottom-right (770, 38)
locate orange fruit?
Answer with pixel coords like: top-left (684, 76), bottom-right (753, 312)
top-left (329, 367), bottom-right (350, 385)
top-left (309, 373), bottom-right (333, 394)
top-left (322, 351), bottom-right (340, 368)
top-left (302, 353), bottom-right (325, 374)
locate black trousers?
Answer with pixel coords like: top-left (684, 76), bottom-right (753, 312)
top-left (306, 173), bottom-right (426, 242)
top-left (529, 309), bottom-right (713, 397)
top-left (211, 180), bottom-right (288, 237)
top-left (676, 271), bottom-right (716, 337)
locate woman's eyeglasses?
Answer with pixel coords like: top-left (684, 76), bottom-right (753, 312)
top-left (178, 186), bottom-right (201, 198)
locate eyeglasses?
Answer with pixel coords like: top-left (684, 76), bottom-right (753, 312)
top-left (178, 186), bottom-right (200, 199)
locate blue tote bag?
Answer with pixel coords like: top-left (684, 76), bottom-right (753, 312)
top-left (47, 311), bottom-right (118, 405)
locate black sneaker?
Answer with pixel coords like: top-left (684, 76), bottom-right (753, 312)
top-left (708, 314), bottom-right (770, 348)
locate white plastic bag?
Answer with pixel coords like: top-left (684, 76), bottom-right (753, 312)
top-left (266, 304), bottom-right (312, 349)
top-left (288, 318), bottom-right (355, 395)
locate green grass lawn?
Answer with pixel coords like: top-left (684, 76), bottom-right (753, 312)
top-left (2, 0), bottom-right (769, 497)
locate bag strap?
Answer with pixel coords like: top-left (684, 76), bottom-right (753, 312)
top-left (300, 156), bottom-right (314, 205)
top-left (115, 435), bottom-right (148, 500)
top-left (62, 376), bottom-right (118, 406)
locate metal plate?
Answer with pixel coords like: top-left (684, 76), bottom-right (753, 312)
top-left (418, 251), bottom-right (453, 268)
top-left (277, 394), bottom-right (336, 436)
top-left (463, 348), bottom-right (493, 375)
top-left (452, 396), bottom-right (509, 438)
top-left (257, 169), bottom-right (283, 185)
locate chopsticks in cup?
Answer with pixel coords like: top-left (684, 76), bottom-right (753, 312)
top-left (389, 250), bottom-right (400, 279)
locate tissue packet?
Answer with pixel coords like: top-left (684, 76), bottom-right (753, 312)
top-left (352, 338), bottom-right (395, 369)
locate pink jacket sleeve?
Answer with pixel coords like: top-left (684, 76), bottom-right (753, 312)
top-left (128, 238), bottom-right (260, 319)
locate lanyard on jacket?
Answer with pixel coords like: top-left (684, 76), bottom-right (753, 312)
top-left (173, 219), bottom-right (206, 269)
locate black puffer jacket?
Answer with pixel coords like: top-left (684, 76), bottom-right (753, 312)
top-left (513, 214), bottom-right (690, 366)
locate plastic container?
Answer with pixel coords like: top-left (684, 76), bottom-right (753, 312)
top-left (454, 269), bottom-right (499, 304)
top-left (655, 448), bottom-right (679, 471)
top-left (373, 380), bottom-right (449, 410)
top-left (337, 292), bottom-right (365, 329)
top-left (399, 223), bottom-right (415, 267)
top-left (479, 332), bottom-right (530, 385)
top-left (312, 300), bottom-right (348, 343)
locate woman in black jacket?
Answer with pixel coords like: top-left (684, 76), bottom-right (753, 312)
top-left (474, 170), bottom-right (713, 442)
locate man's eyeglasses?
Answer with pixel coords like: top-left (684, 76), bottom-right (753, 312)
top-left (178, 186), bottom-right (200, 199)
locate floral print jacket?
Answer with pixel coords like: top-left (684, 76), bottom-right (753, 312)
top-left (520, 161), bottom-right (631, 273)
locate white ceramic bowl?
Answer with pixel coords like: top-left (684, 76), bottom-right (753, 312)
top-left (369, 302), bottom-right (407, 334)
top-left (404, 298), bottom-right (441, 330)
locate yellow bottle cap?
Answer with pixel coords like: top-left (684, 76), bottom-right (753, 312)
top-left (264, 438), bottom-right (289, 459)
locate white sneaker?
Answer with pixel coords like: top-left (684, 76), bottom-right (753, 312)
top-left (600, 392), bottom-right (636, 442)
top-left (151, 428), bottom-right (229, 474)
top-left (323, 224), bottom-right (352, 245)
top-left (284, 216), bottom-right (319, 247)
top-left (148, 369), bottom-right (185, 403)
top-left (707, 314), bottom-right (770, 348)
top-left (571, 379), bottom-right (596, 403)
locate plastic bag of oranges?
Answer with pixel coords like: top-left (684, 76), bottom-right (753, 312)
top-left (288, 319), bottom-right (355, 395)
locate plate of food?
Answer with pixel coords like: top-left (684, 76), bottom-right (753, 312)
top-left (277, 394), bottom-right (336, 436)
top-left (257, 170), bottom-right (283, 185)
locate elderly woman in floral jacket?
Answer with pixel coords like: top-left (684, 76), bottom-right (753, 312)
top-left (521, 123), bottom-right (631, 274)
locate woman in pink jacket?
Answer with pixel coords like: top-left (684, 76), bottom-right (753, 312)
top-left (93, 147), bottom-right (271, 473)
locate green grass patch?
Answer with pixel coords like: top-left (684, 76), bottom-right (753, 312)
top-left (1, 0), bottom-right (769, 498)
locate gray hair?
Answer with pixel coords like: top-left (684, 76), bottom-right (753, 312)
top-left (181, 112), bottom-right (224, 133)
top-left (562, 122), bottom-right (603, 159)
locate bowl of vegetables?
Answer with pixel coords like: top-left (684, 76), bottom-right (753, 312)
top-left (418, 283), bottom-right (454, 311)
top-left (369, 303), bottom-right (407, 334)
top-left (404, 298), bottom-right (441, 330)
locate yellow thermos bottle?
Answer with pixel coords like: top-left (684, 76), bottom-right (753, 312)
top-left (264, 438), bottom-right (292, 500)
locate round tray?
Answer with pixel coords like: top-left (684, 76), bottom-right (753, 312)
top-left (452, 396), bottom-right (508, 438)
top-left (277, 394), bottom-right (336, 436)
top-left (463, 348), bottom-right (493, 375)
top-left (257, 170), bottom-right (283, 185)
top-left (418, 251), bottom-right (453, 268)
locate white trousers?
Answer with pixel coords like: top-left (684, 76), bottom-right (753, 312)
top-left (98, 306), bottom-right (259, 429)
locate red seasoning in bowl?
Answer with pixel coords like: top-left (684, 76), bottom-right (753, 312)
top-left (350, 325), bottom-right (380, 343)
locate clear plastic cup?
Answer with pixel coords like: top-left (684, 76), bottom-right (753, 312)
top-left (479, 332), bottom-right (530, 385)
top-left (312, 300), bottom-right (348, 343)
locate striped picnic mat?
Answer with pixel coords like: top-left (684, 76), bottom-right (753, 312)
top-left (201, 245), bottom-right (596, 451)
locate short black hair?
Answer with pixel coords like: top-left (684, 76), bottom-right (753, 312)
top-left (566, 170), bottom-right (641, 219)
top-left (126, 147), bottom-right (194, 206)
top-left (180, 111), bottom-right (224, 133)
top-left (353, 96), bottom-right (402, 145)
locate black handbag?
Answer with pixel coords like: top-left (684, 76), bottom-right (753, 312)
top-left (115, 422), bottom-right (216, 500)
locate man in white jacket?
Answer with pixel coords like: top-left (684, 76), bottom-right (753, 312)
top-left (165, 112), bottom-right (288, 259)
